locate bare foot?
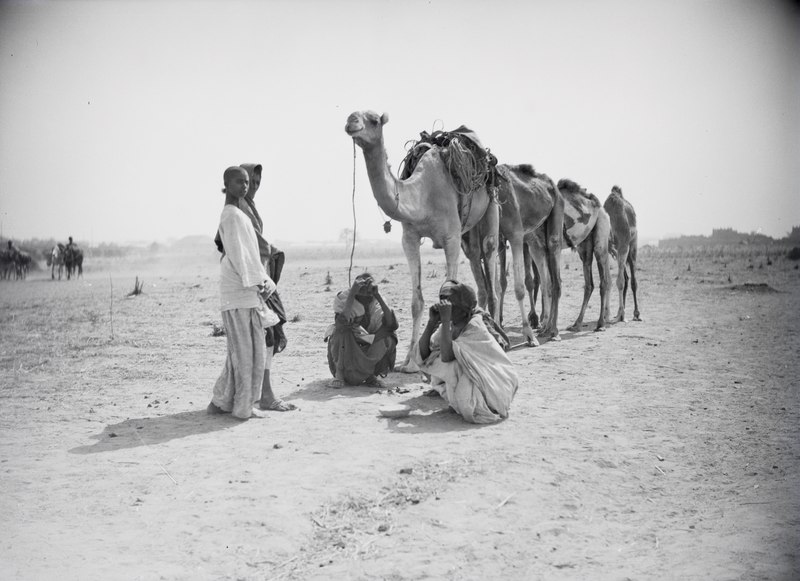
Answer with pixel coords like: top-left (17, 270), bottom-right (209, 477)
top-left (249, 407), bottom-right (268, 419)
top-left (207, 402), bottom-right (228, 415)
top-left (329, 379), bottom-right (345, 389)
top-left (259, 399), bottom-right (298, 412)
top-left (363, 376), bottom-right (385, 388)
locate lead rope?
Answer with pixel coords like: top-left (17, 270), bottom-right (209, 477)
top-left (348, 140), bottom-right (358, 286)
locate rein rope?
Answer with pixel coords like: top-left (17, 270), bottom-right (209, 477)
top-left (349, 140), bottom-right (358, 286)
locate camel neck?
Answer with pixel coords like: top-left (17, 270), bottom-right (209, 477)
top-left (361, 142), bottom-right (411, 222)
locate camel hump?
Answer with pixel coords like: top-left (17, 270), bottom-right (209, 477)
top-left (513, 164), bottom-right (537, 177)
top-left (557, 178), bottom-right (581, 192)
top-left (558, 178), bottom-right (599, 203)
top-left (611, 185), bottom-right (623, 197)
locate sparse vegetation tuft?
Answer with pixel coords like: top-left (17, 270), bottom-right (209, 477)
top-left (127, 276), bottom-right (144, 296)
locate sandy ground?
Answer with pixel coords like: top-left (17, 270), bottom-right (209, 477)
top-left (1, 246), bottom-right (798, 581)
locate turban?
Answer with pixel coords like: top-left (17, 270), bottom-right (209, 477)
top-left (240, 163), bottom-right (262, 180)
top-left (439, 279), bottom-right (477, 313)
top-left (354, 272), bottom-right (375, 295)
top-left (240, 163), bottom-right (262, 198)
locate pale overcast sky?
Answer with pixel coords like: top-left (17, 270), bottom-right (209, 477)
top-left (1, 0), bottom-right (798, 246)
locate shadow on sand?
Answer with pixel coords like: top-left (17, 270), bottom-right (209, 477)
top-left (69, 409), bottom-right (239, 454)
top-left (503, 324), bottom-right (609, 346)
top-left (380, 394), bottom-right (495, 434)
top-left (287, 371), bottom-right (426, 402)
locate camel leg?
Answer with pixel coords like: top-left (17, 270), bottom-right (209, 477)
top-left (628, 249), bottom-right (641, 321)
top-left (612, 244), bottom-right (630, 323)
top-left (397, 228), bottom-right (424, 373)
top-left (593, 241), bottom-right (611, 333)
top-left (528, 234), bottom-right (553, 335)
top-left (508, 233), bottom-right (538, 346)
top-left (523, 244), bottom-right (538, 330)
top-left (568, 240), bottom-right (594, 332)
top-left (537, 194), bottom-right (564, 340)
top-left (498, 240), bottom-right (508, 326)
top-left (480, 201), bottom-right (500, 322)
top-left (463, 230), bottom-right (489, 312)
top-left (442, 234), bottom-right (462, 281)
top-left (525, 233), bottom-right (544, 330)
top-left (531, 195), bottom-right (564, 341)
top-left (593, 212), bottom-right (612, 332)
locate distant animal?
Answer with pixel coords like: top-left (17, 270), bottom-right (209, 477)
top-left (14, 251), bottom-right (32, 280)
top-left (47, 244), bottom-right (65, 280)
top-left (0, 249), bottom-right (14, 279)
top-left (64, 244), bottom-right (84, 280)
top-left (604, 185), bottom-right (641, 322)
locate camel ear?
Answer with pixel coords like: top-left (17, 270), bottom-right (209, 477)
top-left (380, 112), bottom-right (389, 125)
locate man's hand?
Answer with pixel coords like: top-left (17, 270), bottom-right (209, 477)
top-left (428, 303), bottom-right (441, 325)
top-left (437, 300), bottom-right (452, 322)
top-left (259, 278), bottom-right (277, 300)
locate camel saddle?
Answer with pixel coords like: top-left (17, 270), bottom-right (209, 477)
top-left (400, 125), bottom-right (500, 228)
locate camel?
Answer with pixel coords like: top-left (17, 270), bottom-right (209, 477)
top-left (470, 164), bottom-right (564, 344)
top-left (345, 110), bottom-right (499, 372)
top-left (0, 249), bottom-right (14, 279)
top-left (14, 251), bottom-right (31, 280)
top-left (604, 185), bottom-right (641, 322)
top-left (47, 244), bottom-right (65, 280)
top-left (491, 175), bottom-right (611, 335)
top-left (555, 178), bottom-right (611, 331)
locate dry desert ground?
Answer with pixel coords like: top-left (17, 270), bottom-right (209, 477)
top-left (1, 244), bottom-right (798, 581)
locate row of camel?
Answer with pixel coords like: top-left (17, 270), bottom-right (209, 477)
top-left (345, 110), bottom-right (640, 372)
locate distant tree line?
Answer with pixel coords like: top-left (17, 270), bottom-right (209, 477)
top-left (659, 227), bottom-right (800, 249)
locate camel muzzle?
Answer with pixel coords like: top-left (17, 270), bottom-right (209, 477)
top-left (345, 114), bottom-right (364, 135)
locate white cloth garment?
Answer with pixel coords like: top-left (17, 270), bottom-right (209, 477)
top-left (211, 308), bottom-right (267, 419)
top-left (414, 313), bottom-right (519, 424)
top-left (218, 205), bottom-right (272, 312)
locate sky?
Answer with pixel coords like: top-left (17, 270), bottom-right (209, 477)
top-left (0, 0), bottom-right (798, 247)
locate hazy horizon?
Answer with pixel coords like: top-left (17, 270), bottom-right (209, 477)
top-left (3, 223), bottom-right (795, 251)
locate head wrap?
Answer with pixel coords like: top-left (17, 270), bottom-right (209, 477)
top-left (439, 279), bottom-right (477, 313)
top-left (355, 272), bottom-right (374, 285)
top-left (240, 163), bottom-right (262, 180)
top-left (240, 163), bottom-right (262, 199)
top-left (355, 272), bottom-right (375, 295)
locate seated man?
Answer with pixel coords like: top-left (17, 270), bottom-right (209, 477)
top-left (325, 273), bottom-right (398, 388)
top-left (415, 279), bottom-right (519, 423)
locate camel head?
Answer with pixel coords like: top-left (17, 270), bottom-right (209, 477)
top-left (345, 110), bottom-right (389, 149)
